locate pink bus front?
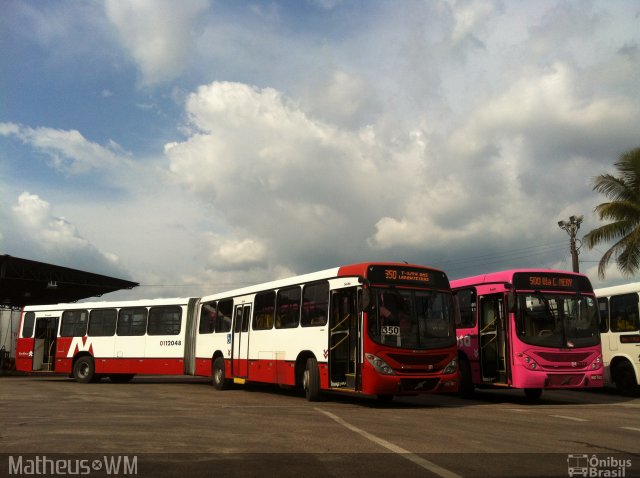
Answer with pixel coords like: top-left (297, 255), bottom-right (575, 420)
top-left (451, 270), bottom-right (603, 400)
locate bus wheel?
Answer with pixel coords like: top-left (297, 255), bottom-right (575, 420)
top-left (613, 361), bottom-right (638, 396)
top-left (213, 357), bottom-right (230, 391)
top-left (109, 374), bottom-right (134, 383)
top-left (73, 356), bottom-right (95, 384)
top-left (524, 388), bottom-right (542, 401)
top-left (458, 358), bottom-right (474, 398)
top-left (303, 357), bottom-right (320, 401)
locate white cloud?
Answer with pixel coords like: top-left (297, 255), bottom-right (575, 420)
top-left (203, 234), bottom-right (268, 270)
top-left (166, 81), bottom-right (447, 268)
top-left (6, 192), bottom-right (129, 279)
top-left (0, 123), bottom-right (129, 175)
top-left (105, 0), bottom-right (208, 85)
top-left (3, 1), bottom-right (639, 294)
top-left (448, 0), bottom-right (497, 45)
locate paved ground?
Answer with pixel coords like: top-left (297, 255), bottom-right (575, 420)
top-left (0, 375), bottom-right (638, 477)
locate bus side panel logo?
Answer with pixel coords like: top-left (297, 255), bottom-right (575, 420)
top-left (68, 336), bottom-right (94, 357)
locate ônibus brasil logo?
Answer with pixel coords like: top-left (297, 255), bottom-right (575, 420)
top-left (567, 454), bottom-right (632, 477)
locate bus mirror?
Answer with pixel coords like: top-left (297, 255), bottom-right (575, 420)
top-left (507, 291), bottom-right (516, 313)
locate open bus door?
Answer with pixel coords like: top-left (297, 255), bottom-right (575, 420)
top-left (33, 316), bottom-right (58, 371)
top-left (329, 287), bottom-right (360, 390)
top-left (479, 295), bottom-right (507, 383)
top-left (231, 304), bottom-right (251, 379)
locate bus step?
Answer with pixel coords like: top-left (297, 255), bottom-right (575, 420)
top-left (345, 373), bottom-right (355, 388)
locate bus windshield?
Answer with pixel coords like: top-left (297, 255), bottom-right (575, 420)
top-left (367, 288), bottom-right (455, 350)
top-left (516, 293), bottom-right (600, 348)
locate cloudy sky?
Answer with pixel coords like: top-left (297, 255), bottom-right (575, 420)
top-left (1, 0), bottom-right (639, 300)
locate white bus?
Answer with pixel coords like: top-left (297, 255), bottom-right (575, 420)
top-left (594, 282), bottom-right (640, 394)
top-left (16, 262), bottom-right (459, 401)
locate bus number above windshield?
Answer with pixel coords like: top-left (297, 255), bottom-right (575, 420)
top-left (367, 265), bottom-right (449, 288)
top-left (384, 269), bottom-right (430, 283)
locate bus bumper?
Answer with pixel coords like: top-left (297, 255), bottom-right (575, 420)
top-left (513, 368), bottom-right (604, 389)
top-left (361, 367), bottom-right (459, 395)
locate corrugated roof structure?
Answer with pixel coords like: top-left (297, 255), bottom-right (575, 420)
top-left (0, 255), bottom-right (138, 307)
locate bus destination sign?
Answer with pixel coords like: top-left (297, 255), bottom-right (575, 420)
top-left (512, 272), bottom-right (592, 292)
top-left (367, 265), bottom-right (450, 289)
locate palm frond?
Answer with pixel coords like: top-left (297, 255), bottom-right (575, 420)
top-left (585, 146), bottom-right (640, 279)
top-left (594, 201), bottom-right (640, 222)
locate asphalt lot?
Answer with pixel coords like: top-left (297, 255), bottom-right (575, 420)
top-left (0, 375), bottom-right (638, 477)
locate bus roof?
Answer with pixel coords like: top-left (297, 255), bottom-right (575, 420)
top-left (23, 297), bottom-right (196, 312)
top-left (200, 262), bottom-right (448, 302)
top-left (450, 268), bottom-right (587, 289)
top-left (594, 282), bottom-right (640, 297)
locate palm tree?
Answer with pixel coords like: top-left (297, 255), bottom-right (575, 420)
top-left (583, 147), bottom-right (640, 279)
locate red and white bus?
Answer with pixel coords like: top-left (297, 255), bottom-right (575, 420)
top-left (15, 297), bottom-right (199, 382)
top-left (451, 269), bottom-right (603, 400)
top-left (16, 262), bottom-right (459, 401)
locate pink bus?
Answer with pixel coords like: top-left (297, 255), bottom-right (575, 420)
top-left (451, 269), bottom-right (603, 400)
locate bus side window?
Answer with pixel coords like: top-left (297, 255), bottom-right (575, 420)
top-left (301, 281), bottom-right (329, 327)
top-left (216, 300), bottom-right (233, 333)
top-left (597, 297), bottom-right (609, 333)
top-left (60, 310), bottom-right (89, 337)
top-left (199, 302), bottom-right (217, 334)
top-left (117, 307), bottom-right (148, 336)
top-left (610, 293), bottom-right (640, 332)
top-left (148, 306), bottom-right (182, 335)
top-left (88, 309), bottom-right (117, 336)
top-left (22, 311), bottom-right (35, 338)
top-left (456, 288), bottom-right (477, 328)
top-left (276, 286), bottom-right (301, 329)
top-left (253, 291), bottom-right (275, 330)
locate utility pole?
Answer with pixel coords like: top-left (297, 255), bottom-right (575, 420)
top-left (557, 215), bottom-right (583, 273)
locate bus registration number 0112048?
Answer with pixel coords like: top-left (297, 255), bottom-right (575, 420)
top-left (381, 326), bottom-right (400, 336)
top-left (159, 340), bottom-right (182, 346)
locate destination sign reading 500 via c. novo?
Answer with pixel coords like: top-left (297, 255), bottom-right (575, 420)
top-left (528, 276), bottom-right (573, 288)
top-left (513, 272), bottom-right (592, 292)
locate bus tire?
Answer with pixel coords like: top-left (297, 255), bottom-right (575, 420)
top-left (524, 388), bottom-right (542, 401)
top-left (303, 357), bottom-right (320, 401)
top-left (613, 361), bottom-right (638, 396)
top-left (458, 357), bottom-right (474, 398)
top-left (213, 357), bottom-right (230, 391)
top-left (109, 374), bottom-right (134, 383)
top-left (73, 356), bottom-right (95, 384)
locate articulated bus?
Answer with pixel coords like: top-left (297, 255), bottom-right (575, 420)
top-left (450, 269), bottom-right (603, 400)
top-left (16, 262), bottom-right (459, 401)
top-left (594, 282), bottom-right (640, 395)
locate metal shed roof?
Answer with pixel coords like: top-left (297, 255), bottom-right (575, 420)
top-left (0, 254), bottom-right (138, 307)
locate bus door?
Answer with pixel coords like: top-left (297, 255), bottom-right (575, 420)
top-left (33, 316), bottom-right (59, 371)
top-left (329, 287), bottom-right (359, 389)
top-left (232, 304), bottom-right (251, 378)
top-left (479, 295), bottom-right (506, 383)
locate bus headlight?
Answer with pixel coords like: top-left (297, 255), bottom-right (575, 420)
top-left (520, 354), bottom-right (539, 369)
top-left (443, 358), bottom-right (458, 375)
top-left (591, 355), bottom-right (603, 370)
top-left (365, 353), bottom-right (395, 375)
